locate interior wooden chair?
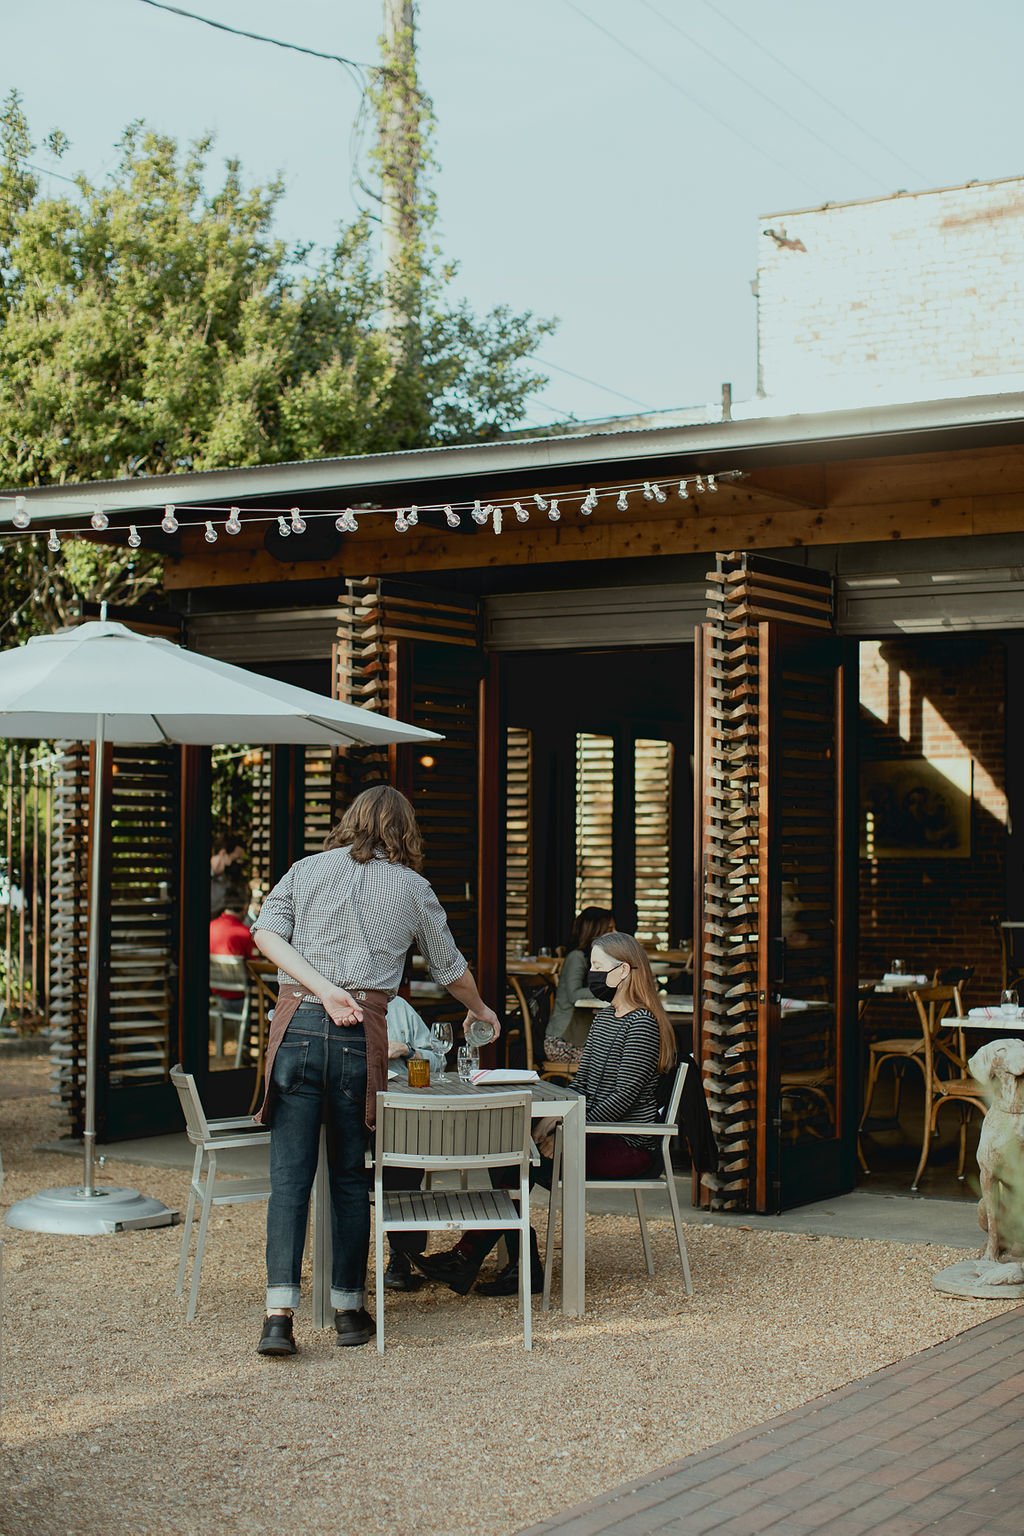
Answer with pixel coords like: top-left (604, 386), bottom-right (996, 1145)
top-left (504, 972), bottom-right (578, 1080)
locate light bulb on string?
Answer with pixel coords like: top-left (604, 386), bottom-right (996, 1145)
top-left (581, 489), bottom-right (597, 515)
top-left (47, 529), bottom-right (60, 554)
top-left (91, 509), bottom-right (110, 532)
top-left (492, 507), bottom-right (503, 535)
top-left (471, 500), bottom-right (488, 526)
top-left (548, 499), bottom-right (560, 522)
top-left (225, 507), bottom-right (242, 535)
top-left (695, 475), bottom-right (705, 493)
top-left (12, 497), bottom-right (30, 530)
top-left (444, 505), bottom-right (461, 529)
top-left (643, 481), bottom-right (656, 502)
top-left (161, 504), bottom-right (178, 533)
top-left (616, 490), bottom-right (629, 512)
top-left (203, 522), bottom-right (217, 545)
top-left (276, 516), bottom-right (290, 538)
top-left (534, 493), bottom-right (548, 511)
top-left (707, 473), bottom-right (718, 492)
top-left (128, 525), bottom-right (142, 549)
top-left (407, 505), bottom-right (419, 527)
top-left (290, 507), bottom-right (306, 534)
top-left (395, 510), bottom-right (409, 532)
top-left (335, 509), bottom-right (358, 533)
top-left (678, 480), bottom-right (689, 499)
top-left (513, 502), bottom-right (529, 523)
top-left (652, 483), bottom-right (667, 503)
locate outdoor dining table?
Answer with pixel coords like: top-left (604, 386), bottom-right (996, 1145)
top-left (309, 1073), bottom-right (587, 1327)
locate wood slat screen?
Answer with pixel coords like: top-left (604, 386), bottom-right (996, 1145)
top-left (106, 745), bottom-right (180, 1094)
top-left (48, 743), bottom-right (90, 1132)
top-left (635, 737), bottom-right (673, 948)
top-left (575, 733), bottom-right (615, 914)
top-left (303, 746), bottom-right (334, 856)
top-left (505, 726), bottom-right (532, 957)
top-left (697, 552), bottom-right (834, 1211)
top-left (248, 748), bottom-right (273, 912)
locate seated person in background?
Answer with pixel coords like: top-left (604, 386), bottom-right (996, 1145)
top-left (415, 931), bottom-right (675, 1298)
top-left (543, 906), bottom-right (615, 1067)
top-left (211, 830), bottom-right (248, 920)
top-left (381, 994), bottom-right (449, 1292)
top-left (210, 904), bottom-right (256, 960)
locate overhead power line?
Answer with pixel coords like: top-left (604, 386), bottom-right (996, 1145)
top-left (558, 0), bottom-right (818, 194)
top-left (536, 358), bottom-right (655, 410)
top-left (132, 0), bottom-right (378, 78)
top-left (696, 0), bottom-right (929, 185)
top-left (634, 0), bottom-right (891, 192)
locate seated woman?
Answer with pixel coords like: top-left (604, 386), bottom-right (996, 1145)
top-left (543, 906), bottom-right (615, 1068)
top-left (413, 931), bottom-right (676, 1296)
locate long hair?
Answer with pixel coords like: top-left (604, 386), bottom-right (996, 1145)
top-left (592, 931), bottom-right (676, 1073)
top-left (324, 785), bottom-right (424, 870)
top-left (569, 906), bottom-right (615, 958)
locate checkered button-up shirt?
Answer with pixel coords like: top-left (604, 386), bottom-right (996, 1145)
top-left (254, 845), bottom-right (467, 996)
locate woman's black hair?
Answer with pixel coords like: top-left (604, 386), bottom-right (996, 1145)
top-left (569, 906), bottom-right (615, 958)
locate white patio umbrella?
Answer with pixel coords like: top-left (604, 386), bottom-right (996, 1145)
top-left (2, 621), bottom-right (439, 1234)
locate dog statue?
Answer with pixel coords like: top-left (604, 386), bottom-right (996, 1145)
top-left (969, 1038), bottom-right (1024, 1272)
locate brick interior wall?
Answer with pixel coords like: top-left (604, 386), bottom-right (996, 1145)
top-left (859, 637), bottom-right (1006, 999)
top-left (757, 177), bottom-right (1024, 401)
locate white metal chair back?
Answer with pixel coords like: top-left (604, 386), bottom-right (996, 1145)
top-left (170, 1064), bottom-right (213, 1146)
top-left (375, 1090), bottom-right (533, 1173)
top-left (209, 954), bottom-right (249, 995)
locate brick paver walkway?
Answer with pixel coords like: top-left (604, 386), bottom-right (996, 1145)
top-left (520, 1309), bottom-right (1023, 1536)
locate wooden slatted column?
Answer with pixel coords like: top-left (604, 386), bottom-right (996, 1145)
top-left (696, 553), bottom-right (834, 1211)
top-left (505, 727), bottom-right (532, 957)
top-left (48, 744), bottom-right (90, 1133)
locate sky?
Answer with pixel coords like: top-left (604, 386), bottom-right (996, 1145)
top-left (5, 0), bottom-right (1024, 428)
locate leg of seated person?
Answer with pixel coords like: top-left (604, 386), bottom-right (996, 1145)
top-left (585, 1135), bottom-right (656, 1180)
top-left (382, 1164), bottom-right (427, 1257)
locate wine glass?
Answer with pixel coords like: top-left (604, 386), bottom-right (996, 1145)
top-left (891, 959), bottom-right (905, 976)
top-left (1001, 989), bottom-right (1019, 1019)
top-left (430, 1020), bottom-right (454, 1078)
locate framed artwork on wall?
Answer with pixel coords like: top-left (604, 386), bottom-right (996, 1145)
top-left (860, 756), bottom-right (973, 859)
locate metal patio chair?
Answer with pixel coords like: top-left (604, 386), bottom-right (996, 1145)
top-left (373, 1089), bottom-right (535, 1353)
top-left (170, 1064), bottom-right (271, 1321)
top-left (542, 1061), bottom-right (694, 1309)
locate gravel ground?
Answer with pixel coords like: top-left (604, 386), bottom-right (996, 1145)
top-left (1, 1058), bottom-right (1015, 1536)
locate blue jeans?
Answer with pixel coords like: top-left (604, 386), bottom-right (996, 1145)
top-left (265, 1005), bottom-right (370, 1313)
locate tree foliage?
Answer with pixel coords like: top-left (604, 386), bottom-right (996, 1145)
top-left (0, 89), bottom-right (554, 634)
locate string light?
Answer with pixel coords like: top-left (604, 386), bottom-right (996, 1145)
top-left (47, 529), bottom-right (60, 553)
top-left (0, 470), bottom-right (742, 549)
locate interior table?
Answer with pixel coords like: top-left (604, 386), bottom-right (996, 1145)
top-left (573, 995), bottom-right (694, 1014)
top-left (310, 1074), bottom-right (587, 1327)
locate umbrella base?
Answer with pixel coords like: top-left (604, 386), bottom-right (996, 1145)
top-left (4, 1185), bottom-right (175, 1235)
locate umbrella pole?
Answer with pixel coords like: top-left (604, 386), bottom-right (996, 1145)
top-left (81, 715), bottom-right (106, 1197)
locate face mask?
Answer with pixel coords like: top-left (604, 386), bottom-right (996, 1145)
top-left (588, 967), bottom-right (621, 1002)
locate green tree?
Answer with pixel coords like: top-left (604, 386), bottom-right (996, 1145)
top-left (0, 91), bottom-right (554, 633)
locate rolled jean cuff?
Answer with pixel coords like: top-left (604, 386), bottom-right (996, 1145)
top-left (266, 1284), bottom-right (301, 1310)
top-left (331, 1287), bottom-right (365, 1311)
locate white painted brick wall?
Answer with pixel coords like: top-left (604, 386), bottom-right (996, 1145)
top-left (757, 178), bottom-right (1024, 402)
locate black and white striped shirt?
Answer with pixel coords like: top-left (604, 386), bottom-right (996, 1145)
top-left (575, 1006), bottom-right (661, 1148)
top-left (254, 846), bottom-right (467, 996)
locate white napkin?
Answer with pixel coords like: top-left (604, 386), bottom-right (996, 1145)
top-left (881, 973), bottom-right (928, 987)
top-left (469, 1069), bottom-right (539, 1085)
top-left (968, 1006), bottom-right (1024, 1021)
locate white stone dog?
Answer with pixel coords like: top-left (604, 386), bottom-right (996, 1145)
top-left (969, 1037), bottom-right (1024, 1265)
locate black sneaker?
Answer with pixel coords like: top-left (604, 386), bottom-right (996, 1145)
top-left (409, 1248), bottom-right (483, 1296)
top-left (383, 1253), bottom-right (424, 1292)
top-left (257, 1313), bottom-right (297, 1357)
top-left (334, 1307), bottom-right (375, 1347)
